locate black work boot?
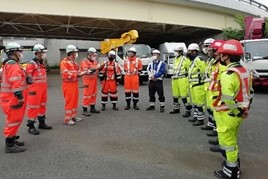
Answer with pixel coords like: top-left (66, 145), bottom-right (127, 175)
top-left (5, 137), bottom-right (26, 153)
top-left (201, 125), bottom-right (214, 130)
top-left (90, 105), bottom-right (100, 113)
top-left (160, 106), bottom-right (165, 113)
top-left (182, 110), bottom-right (191, 117)
top-left (208, 138), bottom-right (219, 145)
top-left (133, 102), bottom-right (139, 110)
top-left (27, 120), bottom-right (40, 135)
top-left (15, 136), bottom-right (24, 146)
top-left (38, 116), bottom-right (52, 130)
top-left (209, 145), bottom-right (222, 153)
top-left (214, 165), bottom-right (240, 179)
top-left (146, 106), bottom-right (155, 111)
top-left (82, 107), bottom-right (91, 116)
top-left (207, 130), bottom-right (218, 137)
top-left (193, 120), bottom-right (204, 126)
top-left (214, 170), bottom-right (230, 178)
top-left (169, 108), bottom-right (180, 114)
top-left (188, 117), bottom-right (197, 122)
top-left (112, 103), bottom-right (119, 110)
top-left (125, 101), bottom-right (131, 110)
top-left (101, 104), bottom-right (106, 111)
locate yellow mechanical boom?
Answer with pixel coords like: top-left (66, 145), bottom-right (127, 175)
top-left (100, 30), bottom-right (139, 54)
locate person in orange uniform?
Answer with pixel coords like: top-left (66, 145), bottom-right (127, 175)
top-left (25, 44), bottom-right (52, 135)
top-left (123, 47), bottom-right (143, 110)
top-left (60, 45), bottom-right (83, 125)
top-left (0, 42), bottom-right (27, 153)
top-left (99, 50), bottom-right (121, 111)
top-left (80, 47), bottom-right (101, 115)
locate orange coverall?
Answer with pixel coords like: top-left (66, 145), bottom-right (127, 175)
top-left (100, 60), bottom-right (121, 104)
top-left (60, 57), bottom-right (79, 123)
top-left (0, 58), bottom-right (28, 137)
top-left (80, 58), bottom-right (100, 107)
top-left (26, 59), bottom-right (47, 120)
top-left (123, 57), bottom-right (142, 103)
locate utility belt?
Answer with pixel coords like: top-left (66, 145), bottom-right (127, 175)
top-left (150, 78), bottom-right (163, 82)
top-left (172, 74), bottom-right (187, 79)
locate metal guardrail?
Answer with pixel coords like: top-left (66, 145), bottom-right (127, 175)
top-left (238, 0), bottom-right (268, 12)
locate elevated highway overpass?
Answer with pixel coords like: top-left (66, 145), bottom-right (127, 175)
top-left (0, 0), bottom-right (267, 46)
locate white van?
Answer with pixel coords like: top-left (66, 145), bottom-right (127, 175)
top-left (240, 39), bottom-right (268, 87)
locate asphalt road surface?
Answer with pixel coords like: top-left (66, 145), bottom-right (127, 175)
top-left (0, 74), bottom-right (267, 179)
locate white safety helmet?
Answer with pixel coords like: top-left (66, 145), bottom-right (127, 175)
top-left (87, 47), bottom-right (97, 54)
top-left (128, 47), bottom-right (137, 53)
top-left (152, 49), bottom-right (160, 55)
top-left (108, 50), bottom-right (116, 57)
top-left (203, 38), bottom-right (215, 54)
top-left (66, 45), bottom-right (78, 53)
top-left (203, 38), bottom-right (215, 46)
top-left (188, 43), bottom-right (200, 51)
top-left (174, 45), bottom-right (184, 51)
top-left (5, 42), bottom-right (23, 53)
top-left (32, 44), bottom-right (47, 53)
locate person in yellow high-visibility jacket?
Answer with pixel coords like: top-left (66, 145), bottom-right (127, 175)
top-left (170, 45), bottom-right (192, 117)
top-left (187, 43), bottom-right (206, 126)
top-left (213, 40), bottom-right (252, 179)
top-left (202, 40), bottom-right (226, 138)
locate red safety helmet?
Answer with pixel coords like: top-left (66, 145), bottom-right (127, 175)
top-left (209, 40), bottom-right (225, 51)
top-left (217, 40), bottom-right (243, 56)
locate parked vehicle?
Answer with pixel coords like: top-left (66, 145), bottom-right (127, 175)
top-left (159, 42), bottom-right (187, 77)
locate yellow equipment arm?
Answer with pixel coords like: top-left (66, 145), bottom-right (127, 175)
top-left (100, 30), bottom-right (139, 54)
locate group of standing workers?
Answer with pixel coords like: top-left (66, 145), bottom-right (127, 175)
top-left (0, 38), bottom-right (252, 179)
top-left (0, 42), bottom-right (51, 153)
top-left (165, 38), bottom-right (253, 179)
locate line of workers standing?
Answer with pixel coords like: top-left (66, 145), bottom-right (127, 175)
top-left (0, 39), bottom-right (253, 179)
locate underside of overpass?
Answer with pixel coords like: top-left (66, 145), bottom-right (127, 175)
top-left (0, 12), bottom-right (221, 47)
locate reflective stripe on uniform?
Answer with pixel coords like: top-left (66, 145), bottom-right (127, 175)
top-left (6, 121), bottom-right (21, 127)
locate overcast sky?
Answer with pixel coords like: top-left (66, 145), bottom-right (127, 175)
top-left (256, 0), bottom-right (268, 6)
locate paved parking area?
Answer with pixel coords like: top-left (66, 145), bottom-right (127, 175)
top-left (0, 74), bottom-right (267, 179)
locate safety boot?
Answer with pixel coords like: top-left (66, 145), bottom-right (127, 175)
top-left (125, 101), bottom-right (131, 110)
top-left (38, 116), bottom-right (52, 130)
top-left (133, 102), bottom-right (139, 110)
top-left (201, 125), bottom-right (214, 130)
top-left (209, 145), bottom-right (222, 153)
top-left (101, 104), bottom-right (106, 111)
top-left (160, 106), bottom-right (165, 113)
top-left (112, 103), bottom-right (119, 110)
top-left (82, 107), bottom-right (91, 116)
top-left (214, 170), bottom-right (230, 178)
top-left (214, 165), bottom-right (240, 179)
top-left (182, 111), bottom-right (191, 117)
top-left (169, 108), bottom-right (180, 114)
top-left (14, 136), bottom-right (24, 146)
top-left (188, 117), bottom-right (197, 122)
top-left (208, 139), bottom-right (219, 145)
top-left (207, 130), bottom-right (218, 137)
top-left (193, 120), bottom-right (204, 126)
top-left (27, 121), bottom-right (40, 135)
top-left (5, 137), bottom-right (26, 153)
top-left (90, 105), bottom-right (100, 113)
top-left (146, 106), bottom-right (155, 111)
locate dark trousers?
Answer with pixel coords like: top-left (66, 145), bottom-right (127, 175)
top-left (148, 80), bottom-right (165, 105)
